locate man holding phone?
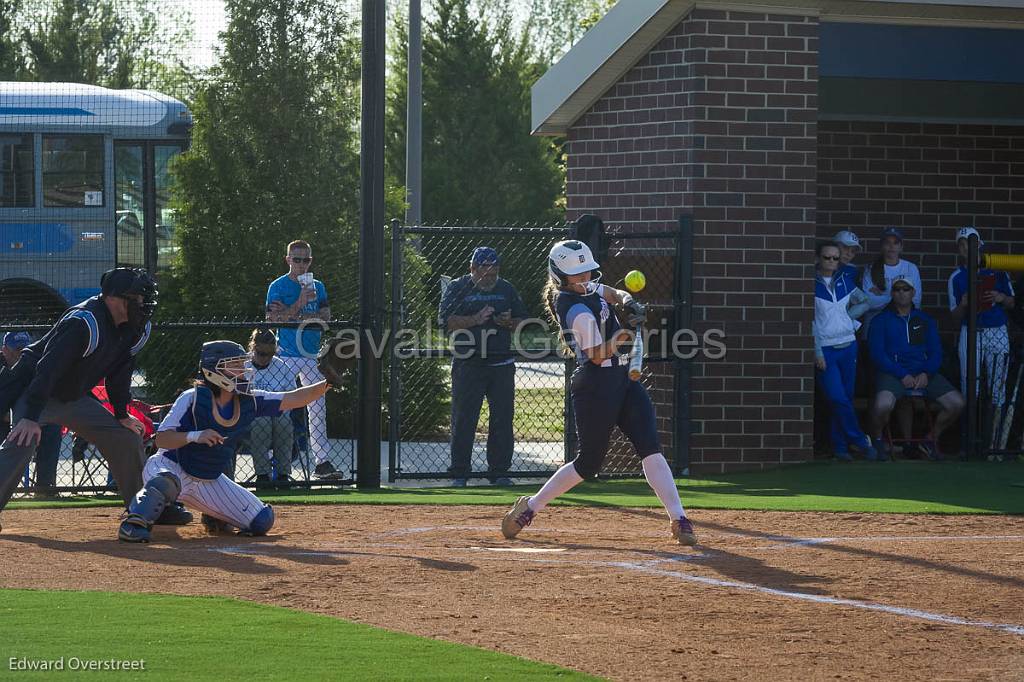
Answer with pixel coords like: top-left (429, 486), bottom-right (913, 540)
top-left (266, 240), bottom-right (339, 479)
top-left (439, 247), bottom-right (529, 486)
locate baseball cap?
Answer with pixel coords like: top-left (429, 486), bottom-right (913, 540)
top-left (471, 246), bottom-right (500, 266)
top-left (891, 275), bottom-right (915, 291)
top-left (880, 227), bottom-right (903, 243)
top-left (833, 230), bottom-right (861, 248)
top-left (956, 226), bottom-right (984, 246)
top-left (2, 331), bottom-right (32, 350)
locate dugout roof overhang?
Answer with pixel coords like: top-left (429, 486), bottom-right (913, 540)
top-left (531, 0), bottom-right (1024, 136)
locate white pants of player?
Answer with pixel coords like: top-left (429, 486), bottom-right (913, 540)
top-left (959, 325), bottom-right (1009, 406)
top-left (144, 453), bottom-right (263, 529)
top-left (279, 355), bottom-right (329, 465)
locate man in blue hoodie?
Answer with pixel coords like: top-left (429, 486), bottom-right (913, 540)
top-left (868, 276), bottom-right (965, 459)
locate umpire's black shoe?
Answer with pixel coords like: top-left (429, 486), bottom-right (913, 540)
top-left (155, 502), bottom-right (193, 526)
top-left (314, 462), bottom-right (344, 480)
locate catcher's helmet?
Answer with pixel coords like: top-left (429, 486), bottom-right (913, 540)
top-left (199, 340), bottom-right (254, 394)
top-left (548, 240), bottom-right (602, 292)
top-left (100, 267), bottom-right (159, 320)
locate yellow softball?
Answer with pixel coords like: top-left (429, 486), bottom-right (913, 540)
top-left (624, 270), bottom-right (646, 293)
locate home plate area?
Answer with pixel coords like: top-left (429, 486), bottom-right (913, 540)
top-left (0, 505), bottom-right (1021, 680)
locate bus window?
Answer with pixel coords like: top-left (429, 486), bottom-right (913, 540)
top-left (115, 142), bottom-right (145, 267)
top-left (0, 134), bottom-right (34, 208)
top-left (155, 144), bottom-right (183, 271)
top-left (42, 135), bottom-right (104, 207)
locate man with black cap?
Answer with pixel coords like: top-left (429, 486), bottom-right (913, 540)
top-left (0, 268), bottom-right (160, 528)
top-left (439, 247), bottom-right (529, 486)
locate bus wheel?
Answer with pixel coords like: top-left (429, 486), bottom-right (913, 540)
top-left (0, 281), bottom-right (68, 326)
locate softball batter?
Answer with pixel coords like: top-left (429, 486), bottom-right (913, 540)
top-left (501, 240), bottom-right (697, 546)
top-left (118, 340), bottom-right (329, 542)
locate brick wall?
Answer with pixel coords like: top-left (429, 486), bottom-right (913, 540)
top-left (566, 8), bottom-right (820, 473)
top-left (818, 121), bottom-right (1024, 329)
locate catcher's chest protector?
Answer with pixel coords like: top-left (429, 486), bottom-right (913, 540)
top-left (169, 386), bottom-right (259, 479)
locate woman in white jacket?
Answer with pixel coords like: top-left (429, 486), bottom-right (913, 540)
top-left (814, 241), bottom-right (878, 461)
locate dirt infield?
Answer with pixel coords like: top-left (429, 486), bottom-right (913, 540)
top-left (1, 505), bottom-right (1022, 680)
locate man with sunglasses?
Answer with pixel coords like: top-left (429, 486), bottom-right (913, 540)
top-left (266, 241), bottom-right (340, 479)
top-left (868, 276), bottom-right (965, 460)
top-left (814, 241), bottom-right (876, 461)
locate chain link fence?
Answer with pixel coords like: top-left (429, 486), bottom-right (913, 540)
top-left (387, 220), bottom-right (689, 482)
top-left (1, 320), bottom-right (356, 498)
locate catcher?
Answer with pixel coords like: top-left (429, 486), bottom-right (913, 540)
top-left (118, 339), bottom-right (335, 542)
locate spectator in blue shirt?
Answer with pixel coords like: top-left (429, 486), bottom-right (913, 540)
top-left (439, 247), bottom-right (529, 486)
top-left (868, 276), bottom-right (965, 460)
top-left (266, 240), bottom-right (339, 480)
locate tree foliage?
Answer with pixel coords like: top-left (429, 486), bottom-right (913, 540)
top-left (165, 0), bottom-right (361, 320)
top-left (386, 0), bottom-right (563, 225)
top-left (0, 0), bottom-right (193, 97)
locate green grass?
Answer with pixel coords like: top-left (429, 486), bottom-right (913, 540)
top-left (0, 589), bottom-right (594, 681)
top-left (479, 387), bottom-right (564, 440)
top-left (10, 461), bottom-right (1023, 514)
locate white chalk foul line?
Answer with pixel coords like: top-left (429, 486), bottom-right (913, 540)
top-left (208, 543), bottom-right (1024, 638)
top-left (612, 561), bottom-right (1024, 637)
top-left (760, 534), bottom-right (1024, 549)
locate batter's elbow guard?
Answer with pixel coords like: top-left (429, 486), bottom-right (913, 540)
top-left (244, 505), bottom-right (275, 536)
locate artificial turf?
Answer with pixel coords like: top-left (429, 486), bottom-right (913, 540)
top-left (0, 589), bottom-right (594, 681)
top-left (8, 461), bottom-right (1022, 514)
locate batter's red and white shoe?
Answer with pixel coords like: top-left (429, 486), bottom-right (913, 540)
top-left (671, 516), bottom-right (698, 546)
top-left (501, 496), bottom-right (535, 539)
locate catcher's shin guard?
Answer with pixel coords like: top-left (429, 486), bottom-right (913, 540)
top-left (118, 473), bottom-right (181, 543)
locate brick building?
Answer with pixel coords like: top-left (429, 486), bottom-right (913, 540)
top-left (532, 0), bottom-right (1024, 473)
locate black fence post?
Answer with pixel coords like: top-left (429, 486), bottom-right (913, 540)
top-left (388, 219), bottom-right (403, 483)
top-left (573, 213), bottom-right (607, 263)
top-left (966, 233), bottom-right (979, 460)
top-left (674, 215), bottom-right (693, 476)
top-left (357, 0), bottom-right (385, 488)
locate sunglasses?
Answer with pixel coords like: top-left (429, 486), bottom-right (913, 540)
top-left (892, 287), bottom-right (913, 293)
top-left (289, 256), bottom-right (312, 263)
top-left (820, 255), bottom-right (840, 261)
top-left (253, 349), bottom-right (275, 358)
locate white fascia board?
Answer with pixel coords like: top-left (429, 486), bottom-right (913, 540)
top-left (531, 0), bottom-right (693, 136)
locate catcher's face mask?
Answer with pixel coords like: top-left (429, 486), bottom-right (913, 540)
top-left (202, 356), bottom-right (255, 395)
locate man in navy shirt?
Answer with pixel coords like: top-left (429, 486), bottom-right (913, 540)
top-left (439, 247), bottom-right (528, 486)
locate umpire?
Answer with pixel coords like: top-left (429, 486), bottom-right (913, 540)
top-left (439, 247), bottom-right (528, 486)
top-left (0, 268), bottom-right (157, 528)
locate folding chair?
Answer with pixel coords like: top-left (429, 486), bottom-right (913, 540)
top-left (883, 389), bottom-right (937, 458)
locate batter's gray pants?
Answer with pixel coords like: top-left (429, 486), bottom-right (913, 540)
top-left (0, 395), bottom-right (145, 512)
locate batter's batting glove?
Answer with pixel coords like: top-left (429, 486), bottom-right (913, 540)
top-left (317, 335), bottom-right (356, 389)
top-left (615, 299), bottom-right (647, 329)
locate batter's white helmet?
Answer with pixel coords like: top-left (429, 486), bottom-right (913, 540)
top-left (548, 240), bottom-right (602, 283)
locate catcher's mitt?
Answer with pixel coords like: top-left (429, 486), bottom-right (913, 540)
top-left (317, 334), bottom-right (356, 388)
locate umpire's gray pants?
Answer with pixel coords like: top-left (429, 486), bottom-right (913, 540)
top-left (0, 395), bottom-right (144, 512)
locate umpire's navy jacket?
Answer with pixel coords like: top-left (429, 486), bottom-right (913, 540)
top-left (1, 297), bottom-right (150, 422)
